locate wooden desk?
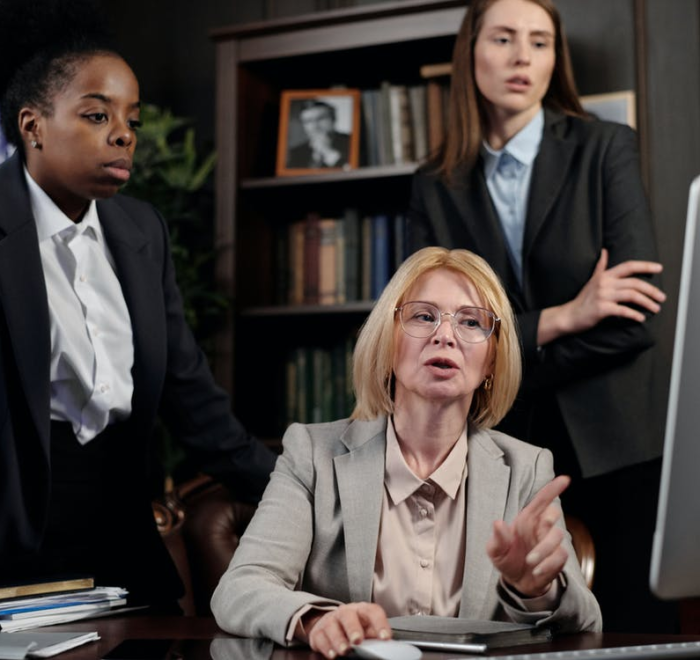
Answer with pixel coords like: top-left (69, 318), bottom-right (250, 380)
top-left (38, 614), bottom-right (700, 660)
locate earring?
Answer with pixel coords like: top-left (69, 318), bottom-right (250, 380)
top-left (30, 140), bottom-right (38, 149)
top-left (483, 375), bottom-right (493, 391)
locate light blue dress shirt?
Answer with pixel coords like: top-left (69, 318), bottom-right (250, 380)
top-left (481, 110), bottom-right (545, 286)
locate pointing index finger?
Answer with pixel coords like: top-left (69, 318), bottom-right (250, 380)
top-left (523, 475), bottom-right (571, 518)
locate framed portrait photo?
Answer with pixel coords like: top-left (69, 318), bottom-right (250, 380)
top-left (276, 89), bottom-right (361, 176)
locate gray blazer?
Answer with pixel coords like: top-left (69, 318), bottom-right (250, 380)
top-left (211, 417), bottom-right (602, 644)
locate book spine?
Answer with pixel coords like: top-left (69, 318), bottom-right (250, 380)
top-left (427, 78), bottom-right (445, 155)
top-left (343, 208), bottom-right (360, 302)
top-left (288, 220), bottom-right (305, 305)
top-left (335, 217), bottom-right (347, 305)
top-left (371, 214), bottom-right (390, 300)
top-left (361, 215), bottom-right (373, 301)
top-left (408, 84), bottom-right (429, 163)
top-left (379, 81), bottom-right (395, 165)
top-left (361, 89), bottom-right (380, 167)
top-left (318, 218), bottom-right (338, 305)
top-left (303, 213), bottom-right (321, 304)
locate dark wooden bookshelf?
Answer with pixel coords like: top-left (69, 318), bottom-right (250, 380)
top-left (210, 1), bottom-right (467, 440)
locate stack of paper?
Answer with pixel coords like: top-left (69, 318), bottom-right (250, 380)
top-left (0, 631), bottom-right (99, 659)
top-left (0, 588), bottom-right (128, 633)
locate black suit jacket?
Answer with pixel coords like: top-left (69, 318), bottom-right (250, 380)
top-left (0, 154), bottom-right (276, 599)
top-left (407, 110), bottom-right (664, 477)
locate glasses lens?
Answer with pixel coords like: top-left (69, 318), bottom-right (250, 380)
top-left (454, 307), bottom-right (496, 343)
top-left (399, 302), bottom-right (440, 338)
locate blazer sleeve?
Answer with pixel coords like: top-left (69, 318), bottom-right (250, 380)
top-left (211, 423), bottom-right (340, 645)
top-left (151, 207), bottom-right (277, 502)
top-left (497, 446), bottom-right (602, 632)
top-left (522, 124), bottom-right (661, 391)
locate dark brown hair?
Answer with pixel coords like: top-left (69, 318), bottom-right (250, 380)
top-left (438, 0), bottom-right (587, 182)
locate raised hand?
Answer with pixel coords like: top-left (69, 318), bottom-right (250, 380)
top-left (538, 249), bottom-right (665, 345)
top-left (304, 602), bottom-right (391, 659)
top-left (486, 475), bottom-right (571, 598)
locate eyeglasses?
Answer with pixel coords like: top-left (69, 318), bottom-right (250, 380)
top-left (395, 301), bottom-right (500, 344)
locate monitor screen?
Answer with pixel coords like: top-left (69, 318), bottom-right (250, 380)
top-left (649, 174), bottom-right (700, 600)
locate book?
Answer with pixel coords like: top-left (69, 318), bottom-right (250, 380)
top-left (360, 89), bottom-right (381, 167)
top-left (388, 84), bottom-right (413, 164)
top-left (0, 605), bottom-right (144, 634)
top-left (334, 216), bottom-right (346, 304)
top-left (371, 214), bottom-right (391, 300)
top-left (0, 631), bottom-right (99, 659)
top-left (378, 81), bottom-right (395, 165)
top-left (426, 78), bottom-right (446, 155)
top-left (0, 577), bottom-right (94, 601)
top-left (318, 218), bottom-right (338, 305)
top-left (419, 62), bottom-right (452, 78)
top-left (303, 213), bottom-right (322, 304)
top-left (0, 588), bottom-right (127, 622)
top-left (360, 215), bottom-right (372, 301)
top-left (343, 208), bottom-right (360, 302)
top-left (389, 616), bottom-right (553, 653)
top-left (408, 84), bottom-right (429, 163)
top-left (288, 220), bottom-right (305, 305)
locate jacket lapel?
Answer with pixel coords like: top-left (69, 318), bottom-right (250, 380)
top-left (460, 428), bottom-right (511, 619)
top-left (522, 110), bottom-right (576, 273)
top-left (97, 198), bottom-right (165, 421)
top-left (334, 417), bottom-right (387, 603)
top-left (446, 166), bottom-right (521, 291)
top-left (0, 156), bottom-right (52, 445)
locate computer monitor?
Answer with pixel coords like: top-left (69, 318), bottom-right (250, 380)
top-left (649, 174), bottom-right (700, 600)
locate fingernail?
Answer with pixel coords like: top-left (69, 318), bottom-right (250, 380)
top-left (338, 642), bottom-right (348, 654)
top-left (526, 551), bottom-right (540, 565)
top-left (532, 565), bottom-right (543, 576)
top-left (379, 629), bottom-right (390, 640)
top-left (328, 651), bottom-right (337, 659)
top-left (350, 633), bottom-right (362, 645)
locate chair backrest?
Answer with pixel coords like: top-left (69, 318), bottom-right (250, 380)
top-left (153, 474), bottom-right (256, 615)
top-left (565, 513), bottom-right (596, 589)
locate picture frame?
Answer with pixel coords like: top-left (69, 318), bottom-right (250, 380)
top-left (276, 89), bottom-right (361, 176)
top-left (580, 90), bottom-right (637, 129)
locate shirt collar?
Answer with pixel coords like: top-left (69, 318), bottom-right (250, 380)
top-left (24, 167), bottom-right (102, 244)
top-left (481, 108), bottom-right (545, 179)
top-left (384, 417), bottom-right (469, 505)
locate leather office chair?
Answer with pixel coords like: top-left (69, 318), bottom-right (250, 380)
top-left (564, 514), bottom-right (596, 589)
top-left (154, 477), bottom-right (597, 615)
top-left (153, 474), bottom-right (256, 615)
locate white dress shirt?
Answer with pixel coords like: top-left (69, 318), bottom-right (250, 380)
top-left (25, 169), bottom-right (134, 444)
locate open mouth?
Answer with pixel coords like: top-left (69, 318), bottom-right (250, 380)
top-left (426, 358), bottom-right (458, 370)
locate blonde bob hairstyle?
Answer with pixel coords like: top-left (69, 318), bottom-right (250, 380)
top-left (351, 247), bottom-right (521, 429)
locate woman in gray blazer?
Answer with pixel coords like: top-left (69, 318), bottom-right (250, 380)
top-left (211, 247), bottom-right (601, 658)
top-left (406, 0), bottom-right (673, 633)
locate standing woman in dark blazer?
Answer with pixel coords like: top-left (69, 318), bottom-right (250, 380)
top-left (0, 0), bottom-right (276, 609)
top-left (408, 0), bottom-right (674, 633)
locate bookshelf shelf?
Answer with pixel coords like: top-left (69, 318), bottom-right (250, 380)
top-left (241, 302), bottom-right (375, 317)
top-left (211, 1), bottom-right (465, 440)
top-left (240, 163), bottom-right (418, 189)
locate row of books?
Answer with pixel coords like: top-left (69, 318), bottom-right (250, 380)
top-left (276, 208), bottom-right (409, 306)
top-left (283, 337), bottom-right (356, 430)
top-left (361, 78), bottom-right (450, 167)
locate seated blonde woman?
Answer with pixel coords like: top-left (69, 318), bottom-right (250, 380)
top-left (211, 247), bottom-right (602, 658)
